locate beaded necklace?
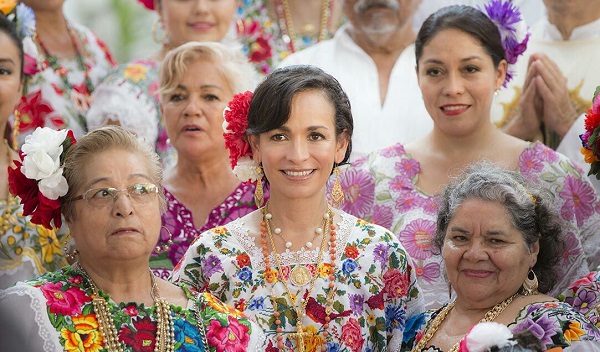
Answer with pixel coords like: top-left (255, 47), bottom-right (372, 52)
top-left (412, 292), bottom-right (519, 352)
top-left (76, 263), bottom-right (175, 352)
top-left (1, 140), bottom-right (14, 235)
top-left (274, 0), bottom-right (332, 53)
top-left (261, 204), bottom-right (338, 352)
top-left (34, 25), bottom-right (94, 130)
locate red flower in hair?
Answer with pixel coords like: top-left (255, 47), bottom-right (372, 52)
top-left (8, 128), bottom-right (76, 229)
top-left (136, 0), bottom-right (154, 10)
top-left (223, 91), bottom-right (253, 169)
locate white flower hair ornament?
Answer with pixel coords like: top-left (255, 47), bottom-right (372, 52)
top-left (459, 322), bottom-right (515, 352)
top-left (8, 127), bottom-right (77, 229)
top-left (480, 0), bottom-right (530, 87)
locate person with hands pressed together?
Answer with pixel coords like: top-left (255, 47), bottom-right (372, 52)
top-left (493, 0), bottom-right (600, 189)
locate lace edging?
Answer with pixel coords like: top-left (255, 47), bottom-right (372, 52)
top-left (0, 282), bottom-right (62, 352)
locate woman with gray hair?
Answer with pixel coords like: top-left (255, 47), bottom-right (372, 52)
top-left (402, 163), bottom-right (600, 351)
top-left (0, 126), bottom-right (263, 351)
top-left (152, 42), bottom-right (262, 278)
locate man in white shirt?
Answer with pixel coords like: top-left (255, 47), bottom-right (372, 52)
top-left (491, 0), bottom-right (600, 190)
top-left (279, 0), bottom-right (431, 160)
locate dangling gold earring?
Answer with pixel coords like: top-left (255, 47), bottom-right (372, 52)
top-left (330, 165), bottom-right (344, 208)
top-left (151, 18), bottom-right (168, 45)
top-left (155, 226), bottom-right (174, 254)
top-left (254, 164), bottom-right (264, 208)
top-left (65, 248), bottom-right (79, 264)
top-left (521, 269), bottom-right (539, 296)
top-left (12, 109), bottom-right (20, 149)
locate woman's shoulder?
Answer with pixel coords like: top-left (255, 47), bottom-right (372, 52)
top-left (510, 300), bottom-right (600, 345)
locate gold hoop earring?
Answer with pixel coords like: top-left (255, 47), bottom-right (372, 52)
top-left (254, 165), bottom-right (265, 208)
top-left (155, 226), bottom-right (174, 254)
top-left (235, 17), bottom-right (245, 35)
top-left (330, 165), bottom-right (344, 208)
top-left (521, 269), bottom-right (539, 296)
top-left (151, 18), bottom-right (168, 45)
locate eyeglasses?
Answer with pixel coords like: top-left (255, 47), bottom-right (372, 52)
top-left (72, 183), bottom-right (159, 207)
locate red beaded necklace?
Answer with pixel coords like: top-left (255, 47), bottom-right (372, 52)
top-left (35, 25), bottom-right (94, 130)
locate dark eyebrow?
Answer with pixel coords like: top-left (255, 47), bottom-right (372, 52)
top-left (0, 58), bottom-right (16, 65)
top-left (274, 125), bottom-right (329, 132)
top-left (422, 56), bottom-right (484, 65)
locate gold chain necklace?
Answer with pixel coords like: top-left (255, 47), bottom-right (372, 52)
top-left (412, 293), bottom-right (519, 352)
top-left (276, 0), bottom-right (331, 53)
top-left (263, 205), bottom-right (332, 352)
top-left (1, 140), bottom-right (14, 236)
top-left (76, 263), bottom-right (175, 352)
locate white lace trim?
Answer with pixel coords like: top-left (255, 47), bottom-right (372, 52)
top-left (0, 282), bottom-right (62, 352)
top-left (231, 211), bottom-right (355, 270)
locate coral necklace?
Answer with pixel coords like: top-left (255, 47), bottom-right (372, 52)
top-left (35, 25), bottom-right (94, 129)
top-left (262, 203), bottom-right (338, 352)
top-left (274, 0), bottom-right (332, 53)
top-left (76, 263), bottom-right (175, 352)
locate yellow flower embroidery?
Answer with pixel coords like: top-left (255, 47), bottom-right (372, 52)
top-left (61, 315), bottom-right (104, 351)
top-left (123, 64), bottom-right (148, 82)
top-left (38, 227), bottom-right (63, 264)
top-left (318, 263), bottom-right (334, 278)
top-left (304, 325), bottom-right (324, 352)
top-left (564, 321), bottom-right (585, 343)
top-left (0, 0), bottom-right (16, 15)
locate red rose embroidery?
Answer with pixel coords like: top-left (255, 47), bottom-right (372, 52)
top-left (383, 269), bottom-right (410, 298)
top-left (341, 318), bottom-right (364, 352)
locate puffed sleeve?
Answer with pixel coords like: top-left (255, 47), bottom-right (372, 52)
top-left (0, 283), bottom-right (62, 351)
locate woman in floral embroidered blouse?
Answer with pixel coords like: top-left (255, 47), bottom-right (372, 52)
top-left (86, 0), bottom-right (239, 168)
top-left (15, 0), bottom-right (116, 145)
top-left (334, 3), bottom-right (600, 309)
top-left (0, 126), bottom-right (264, 351)
top-left (149, 42), bottom-right (263, 279)
top-left (173, 65), bottom-right (424, 352)
top-left (0, 10), bottom-right (70, 289)
top-left (401, 164), bottom-right (600, 351)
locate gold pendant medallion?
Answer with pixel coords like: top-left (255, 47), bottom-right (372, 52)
top-left (290, 265), bottom-right (311, 286)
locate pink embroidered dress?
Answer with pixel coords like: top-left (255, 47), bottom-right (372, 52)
top-left (334, 141), bottom-right (599, 309)
top-left (151, 183), bottom-right (267, 279)
top-left (16, 22), bottom-right (116, 144)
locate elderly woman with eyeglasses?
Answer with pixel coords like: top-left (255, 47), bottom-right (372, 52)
top-left (0, 126), bottom-right (263, 351)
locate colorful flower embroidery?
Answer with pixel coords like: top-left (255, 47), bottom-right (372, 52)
top-left (60, 314), bottom-right (103, 352)
top-left (206, 316), bottom-right (250, 352)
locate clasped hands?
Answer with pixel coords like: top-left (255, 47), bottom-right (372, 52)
top-left (503, 53), bottom-right (579, 142)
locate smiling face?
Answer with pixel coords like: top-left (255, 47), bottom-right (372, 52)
top-left (442, 198), bottom-right (538, 309)
top-left (157, 0), bottom-right (237, 48)
top-left (417, 28), bottom-right (506, 137)
top-left (161, 58), bottom-right (233, 161)
top-left (250, 90), bottom-right (349, 203)
top-left (66, 149), bottom-right (162, 263)
top-left (0, 31), bottom-right (23, 127)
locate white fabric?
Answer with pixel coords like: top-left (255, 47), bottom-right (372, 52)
top-left (490, 18), bottom-right (600, 192)
top-left (86, 78), bottom-right (159, 147)
top-left (0, 282), bottom-right (62, 352)
top-left (279, 24), bottom-right (432, 161)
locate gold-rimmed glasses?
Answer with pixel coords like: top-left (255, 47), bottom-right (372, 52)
top-left (71, 183), bottom-right (159, 208)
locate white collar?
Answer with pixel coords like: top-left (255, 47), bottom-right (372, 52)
top-left (533, 16), bottom-right (600, 41)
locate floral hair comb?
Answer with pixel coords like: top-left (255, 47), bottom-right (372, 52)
top-left (1, 1), bottom-right (39, 76)
top-left (480, 0), bottom-right (530, 87)
top-left (7, 127), bottom-right (76, 229)
top-left (580, 86), bottom-right (600, 178)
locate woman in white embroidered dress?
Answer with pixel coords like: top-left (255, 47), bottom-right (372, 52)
top-left (173, 65), bottom-right (424, 352)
